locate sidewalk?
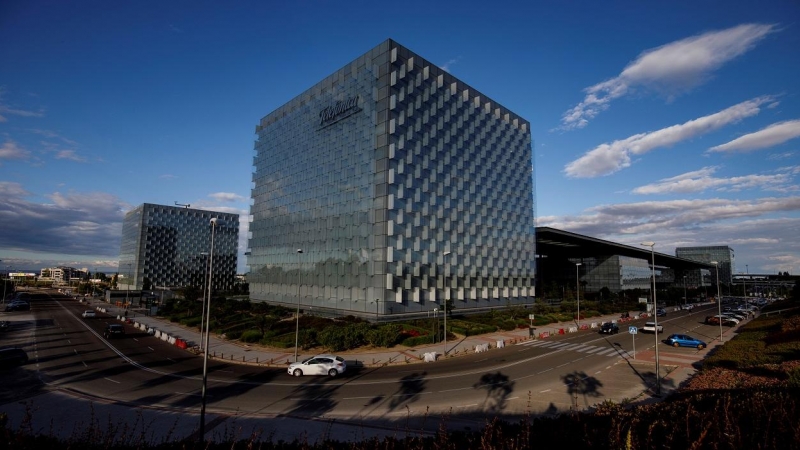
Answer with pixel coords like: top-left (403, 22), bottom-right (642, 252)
top-left (85, 298), bottom-right (675, 369)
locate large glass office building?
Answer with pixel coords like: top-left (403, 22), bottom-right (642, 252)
top-left (119, 203), bottom-right (239, 291)
top-left (247, 39), bottom-right (536, 320)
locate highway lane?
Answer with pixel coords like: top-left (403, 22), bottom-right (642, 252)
top-left (3, 292), bottom-right (729, 422)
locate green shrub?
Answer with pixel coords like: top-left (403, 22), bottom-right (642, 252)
top-left (401, 334), bottom-right (435, 346)
top-left (180, 316), bottom-right (203, 328)
top-left (239, 329), bottom-right (263, 343)
top-left (224, 330), bottom-right (242, 340)
top-left (788, 366), bottom-right (800, 388)
top-left (366, 324), bottom-right (402, 347)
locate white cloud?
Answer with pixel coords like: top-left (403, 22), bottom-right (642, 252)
top-left (55, 150), bottom-right (87, 162)
top-left (564, 97), bottom-right (771, 178)
top-left (0, 140), bottom-right (31, 161)
top-left (560, 23), bottom-right (776, 130)
top-left (209, 192), bottom-right (246, 203)
top-left (537, 199), bottom-right (800, 273)
top-left (632, 166), bottom-right (798, 195)
top-left (709, 119), bottom-right (800, 153)
top-left (440, 57), bottom-right (461, 73)
top-left (0, 184), bottom-right (130, 257)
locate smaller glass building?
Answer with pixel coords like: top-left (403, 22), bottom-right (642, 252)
top-left (119, 204), bottom-right (239, 291)
top-left (676, 246), bottom-right (734, 287)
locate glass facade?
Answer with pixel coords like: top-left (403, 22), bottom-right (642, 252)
top-left (119, 204), bottom-right (239, 291)
top-left (248, 39), bottom-right (536, 319)
top-left (675, 246), bottom-right (734, 286)
top-left (571, 255), bottom-right (667, 294)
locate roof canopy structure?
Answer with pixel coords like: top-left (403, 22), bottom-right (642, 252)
top-left (535, 227), bottom-right (715, 271)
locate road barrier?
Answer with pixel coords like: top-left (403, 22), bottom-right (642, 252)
top-left (422, 352), bottom-right (437, 362)
top-left (496, 340), bottom-right (505, 348)
top-left (538, 331), bottom-right (551, 339)
top-left (474, 343), bottom-right (489, 353)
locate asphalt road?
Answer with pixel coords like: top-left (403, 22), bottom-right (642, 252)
top-left (0, 290), bottom-right (726, 441)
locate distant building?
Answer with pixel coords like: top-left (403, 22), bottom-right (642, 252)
top-left (675, 246), bottom-right (734, 289)
top-left (119, 203), bottom-right (239, 292)
top-left (247, 39), bottom-right (536, 320)
top-left (535, 227), bottom-right (712, 300)
top-left (39, 266), bottom-right (86, 285)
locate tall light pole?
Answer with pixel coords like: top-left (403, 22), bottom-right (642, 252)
top-left (1, 260), bottom-right (6, 304)
top-left (712, 261), bottom-right (723, 343)
top-left (641, 242), bottom-right (661, 397)
top-left (125, 262), bottom-right (131, 307)
top-left (745, 264), bottom-right (749, 300)
top-left (575, 262), bottom-right (582, 327)
top-left (200, 217), bottom-right (217, 442)
top-left (294, 249), bottom-right (303, 363)
top-left (683, 275), bottom-right (687, 308)
top-left (199, 252), bottom-right (209, 352)
top-left (441, 251), bottom-right (451, 357)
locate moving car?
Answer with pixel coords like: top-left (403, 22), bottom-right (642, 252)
top-left (103, 324), bottom-right (126, 339)
top-left (680, 303), bottom-right (694, 311)
top-left (287, 354), bottom-right (347, 377)
top-left (599, 322), bottom-right (620, 334)
top-left (656, 308), bottom-right (667, 317)
top-left (665, 334), bottom-right (706, 349)
top-left (641, 321), bottom-right (664, 333)
top-left (82, 310), bottom-right (96, 318)
top-left (0, 348), bottom-right (29, 369)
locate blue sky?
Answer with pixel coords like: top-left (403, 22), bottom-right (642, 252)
top-left (1, 1), bottom-right (799, 276)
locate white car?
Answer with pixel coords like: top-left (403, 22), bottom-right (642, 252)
top-left (288, 354), bottom-right (346, 377)
top-left (680, 303), bottom-right (694, 311)
top-left (641, 321), bottom-right (664, 333)
top-left (81, 310), bottom-right (96, 318)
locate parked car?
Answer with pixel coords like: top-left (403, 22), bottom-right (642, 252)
top-left (711, 314), bottom-right (738, 326)
top-left (103, 324), bottom-right (126, 339)
top-left (705, 315), bottom-right (720, 325)
top-left (665, 334), bottom-right (706, 350)
top-left (599, 322), bottom-right (620, 334)
top-left (641, 322), bottom-right (664, 333)
top-left (81, 310), bottom-right (96, 318)
top-left (287, 354), bottom-right (347, 377)
top-left (0, 348), bottom-right (29, 369)
top-left (4, 301), bottom-right (29, 312)
top-left (725, 312), bottom-right (747, 321)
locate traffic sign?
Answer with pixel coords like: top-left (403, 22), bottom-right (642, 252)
top-left (629, 326), bottom-right (638, 334)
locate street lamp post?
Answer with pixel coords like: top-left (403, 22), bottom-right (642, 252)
top-left (433, 308), bottom-right (438, 344)
top-left (125, 263), bottom-right (131, 307)
top-left (641, 242), bottom-right (661, 397)
top-left (1, 260), bottom-right (5, 304)
top-left (199, 217), bottom-right (217, 442)
top-left (441, 251), bottom-right (451, 357)
top-left (745, 264), bottom-right (749, 300)
top-left (683, 275), bottom-right (687, 308)
top-left (294, 249), bottom-right (303, 363)
top-left (199, 252), bottom-right (209, 352)
top-left (575, 262), bottom-right (582, 327)
top-left (712, 261), bottom-right (723, 343)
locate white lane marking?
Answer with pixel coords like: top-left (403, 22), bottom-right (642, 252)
top-left (148, 347), bottom-right (155, 351)
top-left (104, 377), bottom-right (121, 384)
top-left (539, 389), bottom-right (551, 393)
